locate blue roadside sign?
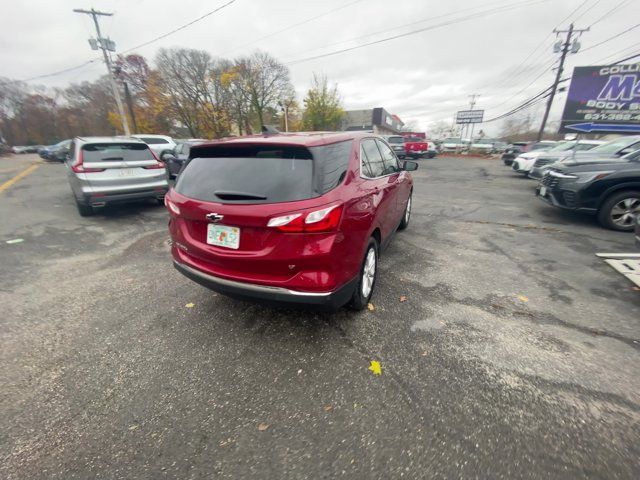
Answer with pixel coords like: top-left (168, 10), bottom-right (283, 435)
top-left (559, 64), bottom-right (640, 134)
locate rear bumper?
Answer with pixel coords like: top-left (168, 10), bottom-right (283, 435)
top-left (83, 187), bottom-right (168, 206)
top-left (173, 260), bottom-right (357, 309)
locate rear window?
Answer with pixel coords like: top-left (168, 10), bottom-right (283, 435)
top-left (82, 143), bottom-right (154, 162)
top-left (175, 141), bottom-right (352, 204)
top-left (139, 137), bottom-right (169, 144)
top-left (387, 136), bottom-right (404, 144)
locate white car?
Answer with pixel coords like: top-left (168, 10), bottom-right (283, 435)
top-left (470, 138), bottom-right (498, 153)
top-left (511, 140), bottom-right (605, 176)
top-left (131, 134), bottom-right (176, 157)
top-left (440, 137), bottom-right (468, 153)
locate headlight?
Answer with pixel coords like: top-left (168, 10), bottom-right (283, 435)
top-left (572, 171), bottom-right (614, 183)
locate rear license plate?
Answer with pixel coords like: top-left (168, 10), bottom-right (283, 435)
top-left (540, 186), bottom-right (547, 197)
top-left (207, 224), bottom-right (240, 249)
top-left (119, 168), bottom-right (137, 177)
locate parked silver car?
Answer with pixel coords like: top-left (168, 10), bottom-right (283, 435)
top-left (131, 134), bottom-right (176, 157)
top-left (64, 137), bottom-right (169, 216)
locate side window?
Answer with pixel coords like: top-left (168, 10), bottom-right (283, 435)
top-left (361, 139), bottom-right (385, 178)
top-left (174, 144), bottom-right (183, 155)
top-left (360, 145), bottom-right (374, 178)
top-left (376, 139), bottom-right (400, 174)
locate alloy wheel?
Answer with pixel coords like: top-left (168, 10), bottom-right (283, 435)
top-left (361, 248), bottom-right (376, 297)
top-left (405, 196), bottom-right (412, 224)
top-left (610, 197), bottom-right (640, 227)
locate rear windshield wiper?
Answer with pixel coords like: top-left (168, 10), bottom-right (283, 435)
top-left (214, 190), bottom-right (267, 200)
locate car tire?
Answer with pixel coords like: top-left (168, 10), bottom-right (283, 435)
top-left (348, 237), bottom-right (379, 311)
top-left (76, 200), bottom-right (93, 217)
top-left (597, 190), bottom-right (640, 231)
top-left (398, 192), bottom-right (412, 230)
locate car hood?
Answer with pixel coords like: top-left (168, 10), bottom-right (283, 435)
top-left (549, 158), bottom-right (631, 172)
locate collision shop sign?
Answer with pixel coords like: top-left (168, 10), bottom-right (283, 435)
top-left (560, 64), bottom-right (640, 134)
top-left (456, 110), bottom-right (484, 124)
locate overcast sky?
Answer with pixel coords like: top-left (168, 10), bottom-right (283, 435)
top-left (1, 0), bottom-right (638, 136)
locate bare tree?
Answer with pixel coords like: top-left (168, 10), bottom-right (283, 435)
top-left (235, 51), bottom-right (294, 130)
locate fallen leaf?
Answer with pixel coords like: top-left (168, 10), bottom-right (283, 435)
top-left (367, 303), bottom-right (375, 311)
top-left (6, 238), bottom-right (24, 244)
top-left (324, 405), bottom-right (333, 412)
top-left (421, 351), bottom-right (429, 357)
top-left (257, 423), bottom-right (269, 431)
top-left (517, 295), bottom-right (529, 303)
top-left (128, 425), bottom-right (139, 431)
top-left (368, 360), bottom-right (382, 375)
top-left (632, 287), bottom-right (640, 291)
top-left (185, 302), bottom-right (195, 308)
top-left (297, 369), bottom-right (303, 375)
top-left (399, 295), bottom-right (407, 302)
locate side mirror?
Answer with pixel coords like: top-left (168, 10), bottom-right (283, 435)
top-left (403, 160), bottom-right (418, 171)
top-left (161, 152), bottom-right (176, 161)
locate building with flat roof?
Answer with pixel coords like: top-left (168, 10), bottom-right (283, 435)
top-left (341, 107), bottom-right (404, 136)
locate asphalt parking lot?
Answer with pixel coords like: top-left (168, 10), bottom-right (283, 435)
top-left (1, 153), bottom-right (639, 479)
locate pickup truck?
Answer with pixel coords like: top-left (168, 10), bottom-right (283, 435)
top-left (403, 136), bottom-right (430, 159)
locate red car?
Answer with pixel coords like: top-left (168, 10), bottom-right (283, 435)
top-left (166, 132), bottom-right (417, 309)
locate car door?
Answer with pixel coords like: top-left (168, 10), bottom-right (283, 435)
top-left (360, 138), bottom-right (397, 239)
top-left (375, 138), bottom-right (405, 222)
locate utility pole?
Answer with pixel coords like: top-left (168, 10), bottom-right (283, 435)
top-left (468, 94), bottom-right (480, 144)
top-left (278, 101), bottom-right (289, 132)
top-left (537, 23), bottom-right (588, 141)
top-left (74, 8), bottom-right (130, 136)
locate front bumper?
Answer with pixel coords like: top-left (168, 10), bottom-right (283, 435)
top-left (173, 260), bottom-right (357, 309)
top-left (535, 185), bottom-right (596, 214)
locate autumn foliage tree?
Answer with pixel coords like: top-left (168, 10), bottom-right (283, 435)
top-left (302, 74), bottom-right (344, 131)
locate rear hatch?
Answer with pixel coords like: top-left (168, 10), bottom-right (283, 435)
top-left (78, 142), bottom-right (167, 193)
top-left (170, 141), bottom-right (353, 280)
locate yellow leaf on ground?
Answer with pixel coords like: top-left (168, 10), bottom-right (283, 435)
top-left (368, 360), bottom-right (382, 375)
top-left (399, 295), bottom-right (407, 302)
top-left (257, 423), bottom-right (269, 431)
top-left (185, 302), bottom-right (195, 308)
top-left (367, 303), bottom-right (375, 311)
top-left (517, 295), bottom-right (529, 303)
top-left (324, 405), bottom-right (333, 412)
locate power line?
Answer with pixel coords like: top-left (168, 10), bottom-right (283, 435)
top-left (556, 0), bottom-right (591, 28)
top-left (279, 0), bottom-right (516, 61)
top-left (285, 0), bottom-right (549, 66)
top-left (11, 0), bottom-right (237, 83)
top-left (588, 0), bottom-right (631, 27)
top-left (580, 23), bottom-right (640, 52)
top-left (572, 0), bottom-right (602, 23)
top-left (219, 0), bottom-right (364, 56)
top-left (120, 0), bottom-right (237, 54)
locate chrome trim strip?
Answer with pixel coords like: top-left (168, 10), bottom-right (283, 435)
top-left (174, 261), bottom-right (333, 297)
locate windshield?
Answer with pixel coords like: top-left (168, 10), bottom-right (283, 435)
top-left (548, 141), bottom-right (575, 152)
top-left (590, 137), bottom-right (640, 154)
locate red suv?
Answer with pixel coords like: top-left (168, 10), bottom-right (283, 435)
top-left (166, 132), bottom-right (417, 309)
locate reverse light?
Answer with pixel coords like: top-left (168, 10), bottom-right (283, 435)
top-left (267, 213), bottom-right (302, 228)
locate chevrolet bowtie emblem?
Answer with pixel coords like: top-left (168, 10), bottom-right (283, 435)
top-left (206, 213), bottom-right (224, 223)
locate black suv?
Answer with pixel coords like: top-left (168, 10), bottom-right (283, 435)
top-left (536, 149), bottom-right (640, 231)
top-left (502, 141), bottom-right (556, 166)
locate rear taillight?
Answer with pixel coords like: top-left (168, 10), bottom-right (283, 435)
top-left (165, 196), bottom-right (181, 216)
top-left (267, 204), bottom-right (343, 233)
top-left (144, 161), bottom-right (166, 169)
top-left (71, 150), bottom-right (105, 173)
